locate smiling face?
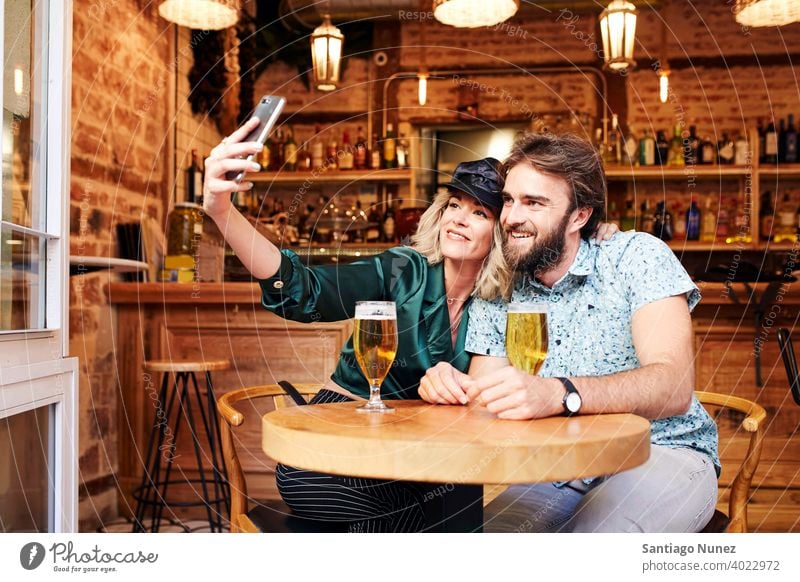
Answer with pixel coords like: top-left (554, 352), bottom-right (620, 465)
top-left (501, 163), bottom-right (590, 276)
top-left (438, 193), bottom-right (495, 264)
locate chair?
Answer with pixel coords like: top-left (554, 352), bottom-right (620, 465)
top-left (777, 328), bottom-right (800, 406)
top-left (217, 383), bottom-right (348, 533)
top-left (133, 358), bottom-right (231, 533)
top-left (696, 391), bottom-right (767, 533)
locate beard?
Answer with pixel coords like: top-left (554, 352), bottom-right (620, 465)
top-left (503, 211), bottom-right (571, 278)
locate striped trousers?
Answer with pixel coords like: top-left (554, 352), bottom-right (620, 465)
top-left (275, 389), bottom-right (429, 533)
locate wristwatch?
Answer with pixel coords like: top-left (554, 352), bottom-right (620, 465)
top-left (556, 377), bottom-right (582, 416)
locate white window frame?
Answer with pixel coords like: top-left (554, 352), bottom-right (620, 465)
top-left (0, 0), bottom-right (76, 532)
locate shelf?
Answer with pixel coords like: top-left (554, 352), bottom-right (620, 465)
top-left (249, 169), bottom-right (412, 185)
top-left (606, 165), bottom-right (751, 179)
top-left (667, 241), bottom-right (752, 252)
top-left (758, 165), bottom-right (800, 177)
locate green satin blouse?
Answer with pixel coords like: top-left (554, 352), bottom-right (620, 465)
top-left (258, 246), bottom-right (472, 400)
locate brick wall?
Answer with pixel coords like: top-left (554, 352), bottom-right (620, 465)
top-left (70, 0), bottom-right (221, 532)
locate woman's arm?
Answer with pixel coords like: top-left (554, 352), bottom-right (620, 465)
top-left (203, 117), bottom-right (283, 279)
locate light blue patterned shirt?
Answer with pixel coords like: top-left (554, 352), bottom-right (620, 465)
top-left (465, 232), bottom-right (720, 473)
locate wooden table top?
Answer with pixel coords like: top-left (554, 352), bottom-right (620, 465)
top-left (262, 400), bottom-right (651, 485)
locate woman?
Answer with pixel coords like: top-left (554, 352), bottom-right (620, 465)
top-left (203, 118), bottom-right (617, 531)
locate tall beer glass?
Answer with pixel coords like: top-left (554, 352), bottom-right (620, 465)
top-left (505, 301), bottom-right (548, 375)
top-left (354, 301), bottom-right (398, 413)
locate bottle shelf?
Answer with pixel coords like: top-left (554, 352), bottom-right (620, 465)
top-left (249, 169), bottom-right (412, 185)
top-left (758, 165), bottom-right (800, 177)
top-left (605, 165), bottom-right (751, 179)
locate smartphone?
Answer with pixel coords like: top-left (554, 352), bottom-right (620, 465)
top-left (225, 95), bottom-right (286, 182)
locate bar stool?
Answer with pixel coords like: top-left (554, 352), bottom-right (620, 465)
top-left (132, 358), bottom-right (231, 532)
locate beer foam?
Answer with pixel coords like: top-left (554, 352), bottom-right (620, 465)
top-left (508, 301), bottom-right (548, 314)
top-left (355, 301), bottom-right (397, 319)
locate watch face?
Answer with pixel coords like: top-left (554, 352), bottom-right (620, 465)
top-left (565, 392), bottom-right (582, 413)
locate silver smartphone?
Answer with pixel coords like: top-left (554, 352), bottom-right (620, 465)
top-left (226, 95), bottom-right (286, 182)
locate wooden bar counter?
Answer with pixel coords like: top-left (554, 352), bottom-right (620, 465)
top-left (107, 280), bottom-right (800, 530)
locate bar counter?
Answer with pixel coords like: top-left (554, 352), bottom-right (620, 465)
top-left (107, 281), bottom-right (800, 525)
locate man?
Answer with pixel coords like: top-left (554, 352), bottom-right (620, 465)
top-left (418, 132), bottom-right (719, 533)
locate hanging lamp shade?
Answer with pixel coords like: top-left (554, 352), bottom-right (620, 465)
top-left (735, 0), bottom-right (800, 27)
top-left (311, 14), bottom-right (344, 92)
top-left (599, 0), bottom-right (638, 72)
top-left (432, 0), bottom-right (519, 28)
top-left (158, 0), bottom-right (239, 30)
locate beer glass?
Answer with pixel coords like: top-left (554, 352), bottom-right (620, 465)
top-left (353, 301), bottom-right (398, 412)
top-left (505, 301), bottom-right (548, 375)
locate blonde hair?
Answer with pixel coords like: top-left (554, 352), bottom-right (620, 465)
top-left (410, 191), bottom-right (511, 301)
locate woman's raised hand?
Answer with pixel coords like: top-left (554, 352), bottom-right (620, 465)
top-left (593, 221), bottom-right (620, 242)
top-left (203, 117), bottom-right (264, 220)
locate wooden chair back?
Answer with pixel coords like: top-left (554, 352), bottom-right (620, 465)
top-left (217, 383), bottom-right (323, 533)
top-left (696, 391), bottom-right (767, 533)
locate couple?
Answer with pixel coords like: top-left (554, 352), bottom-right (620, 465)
top-left (204, 120), bottom-right (719, 533)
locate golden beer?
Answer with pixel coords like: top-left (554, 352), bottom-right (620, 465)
top-left (353, 301), bottom-right (398, 412)
top-left (506, 303), bottom-right (548, 375)
top-left (354, 317), bottom-right (398, 386)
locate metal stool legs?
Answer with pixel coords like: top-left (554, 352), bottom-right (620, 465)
top-left (132, 370), bottom-right (230, 532)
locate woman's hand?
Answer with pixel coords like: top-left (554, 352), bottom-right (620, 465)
top-left (593, 221), bottom-right (620, 241)
top-left (203, 117), bottom-right (264, 220)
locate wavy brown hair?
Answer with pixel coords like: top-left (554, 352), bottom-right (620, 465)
top-left (504, 132), bottom-right (607, 239)
top-left (410, 191), bottom-right (511, 300)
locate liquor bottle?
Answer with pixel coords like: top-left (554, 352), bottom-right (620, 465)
top-left (639, 198), bottom-right (654, 233)
top-left (655, 130), bottom-right (669, 166)
top-left (365, 203), bottom-right (382, 243)
top-left (326, 135), bottom-right (338, 170)
top-left (685, 125), bottom-right (700, 165)
top-left (700, 198), bottom-right (716, 242)
top-left (775, 192), bottom-right (796, 243)
top-left (595, 127), bottom-right (610, 164)
top-left (759, 190), bottom-right (774, 241)
top-left (700, 136), bottom-right (716, 165)
top-left (383, 123), bottom-right (397, 169)
top-left (734, 134), bottom-right (749, 166)
top-left (187, 149), bottom-right (203, 204)
top-left (653, 201), bottom-right (673, 241)
top-left (370, 133), bottom-right (382, 169)
top-left (779, 118), bottom-right (788, 163)
top-left (396, 134), bottom-right (410, 169)
top-left (639, 130), bottom-right (655, 166)
top-left (296, 142), bottom-right (312, 171)
top-left (717, 132), bottom-right (735, 165)
top-left (350, 200), bottom-right (365, 243)
top-left (668, 124), bottom-right (685, 167)
top-left (620, 198), bottom-right (636, 231)
top-left (730, 196), bottom-right (751, 243)
top-left (611, 114), bottom-right (623, 165)
top-left (764, 121), bottom-right (779, 164)
top-left (672, 201), bottom-right (686, 239)
top-left (623, 127), bottom-right (639, 166)
top-left (272, 128), bottom-right (285, 171)
top-left (283, 127), bottom-right (297, 171)
top-left (339, 131), bottom-right (354, 170)
top-left (311, 125), bottom-right (325, 170)
top-left (259, 139), bottom-right (272, 173)
top-left (685, 199), bottom-right (701, 241)
top-left (715, 196), bottom-right (730, 240)
top-left (382, 204), bottom-right (397, 243)
top-left (757, 118), bottom-right (766, 164)
top-left (607, 200), bottom-right (621, 228)
top-left (785, 114), bottom-right (798, 163)
top-left (354, 126), bottom-right (368, 169)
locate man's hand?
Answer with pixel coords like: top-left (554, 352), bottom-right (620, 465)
top-left (418, 362), bottom-right (470, 405)
top-left (463, 366), bottom-right (563, 420)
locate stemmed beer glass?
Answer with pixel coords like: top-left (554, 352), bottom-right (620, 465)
top-left (505, 301), bottom-right (549, 375)
top-left (353, 301), bottom-right (398, 413)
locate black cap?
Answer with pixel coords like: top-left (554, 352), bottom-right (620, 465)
top-left (441, 158), bottom-right (503, 216)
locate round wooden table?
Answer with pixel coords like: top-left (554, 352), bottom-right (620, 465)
top-left (262, 400), bottom-right (651, 485)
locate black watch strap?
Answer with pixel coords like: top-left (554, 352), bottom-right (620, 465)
top-left (556, 377), bottom-right (581, 416)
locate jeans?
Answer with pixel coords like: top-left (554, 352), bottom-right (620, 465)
top-left (483, 445), bottom-right (718, 533)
